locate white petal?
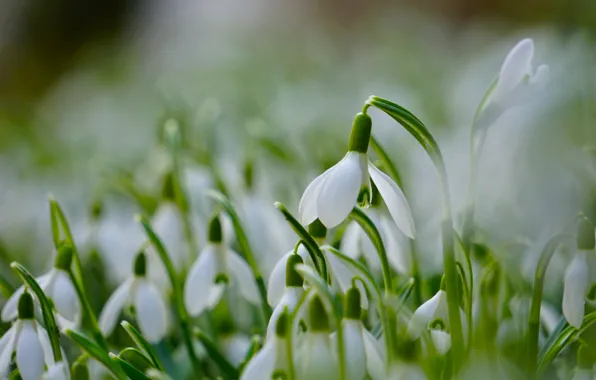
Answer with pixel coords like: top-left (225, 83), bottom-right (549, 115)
top-left (153, 202), bottom-right (187, 269)
top-left (267, 252), bottom-right (292, 306)
top-left (228, 249), bottom-right (260, 305)
top-left (531, 64), bottom-right (549, 85)
top-left (342, 320), bottom-right (366, 380)
top-left (430, 330), bottom-right (451, 355)
top-left (340, 222), bottom-right (362, 260)
top-left (240, 341), bottom-right (276, 380)
top-left (571, 369), bottom-right (594, 380)
top-left (266, 287), bottom-right (303, 340)
top-left (2, 274), bottom-right (51, 322)
top-left (299, 168), bottom-right (330, 226)
top-left (563, 253), bottom-right (589, 329)
top-left (134, 280), bottom-right (168, 343)
top-left (298, 333), bottom-right (339, 380)
top-left (183, 245), bottom-right (217, 316)
top-left (36, 325), bottom-right (55, 367)
top-left (206, 283), bottom-right (226, 309)
top-left (368, 162), bottom-right (415, 239)
top-left (0, 325), bottom-right (16, 376)
top-left (43, 362), bottom-right (69, 380)
top-left (221, 334), bottom-right (250, 366)
top-left (16, 321), bottom-right (45, 380)
top-left (316, 152), bottom-right (364, 228)
top-left (362, 328), bottom-right (385, 380)
top-left (407, 290), bottom-right (447, 339)
top-left (99, 278), bottom-right (133, 336)
top-left (493, 38), bottom-right (534, 103)
top-left (381, 216), bottom-right (410, 275)
top-left (327, 254), bottom-right (368, 309)
top-left (49, 270), bottom-right (81, 327)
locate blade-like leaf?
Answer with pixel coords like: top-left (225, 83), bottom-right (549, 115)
top-left (194, 329), bottom-right (239, 380)
top-left (65, 329), bottom-right (126, 380)
top-left (110, 353), bottom-right (152, 380)
top-left (121, 321), bottom-right (165, 371)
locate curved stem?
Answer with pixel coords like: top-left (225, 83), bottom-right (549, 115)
top-left (137, 215), bottom-right (203, 376)
top-left (527, 233), bottom-right (572, 374)
top-left (365, 95), bottom-right (465, 369)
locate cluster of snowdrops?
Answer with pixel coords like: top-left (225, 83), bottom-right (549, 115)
top-left (1, 38), bottom-right (595, 380)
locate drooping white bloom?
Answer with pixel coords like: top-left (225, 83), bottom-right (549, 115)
top-left (220, 333), bottom-right (251, 366)
top-left (267, 245), bottom-right (312, 307)
top-left (476, 38), bottom-right (549, 130)
top-left (241, 311), bottom-right (290, 380)
top-left (184, 215), bottom-right (260, 317)
top-left (2, 245), bottom-right (81, 330)
top-left (338, 287), bottom-right (386, 380)
top-left (98, 252), bottom-right (168, 343)
top-left (266, 254), bottom-right (305, 339)
top-left (43, 362), bottom-right (70, 380)
top-left (296, 296), bottom-right (339, 380)
top-left (0, 292), bottom-right (66, 380)
top-left (299, 113), bottom-right (415, 237)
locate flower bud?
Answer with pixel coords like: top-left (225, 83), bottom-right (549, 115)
top-left (348, 113), bottom-right (372, 154)
top-left (309, 296), bottom-right (330, 332)
top-left (18, 291), bottom-right (34, 320)
top-left (208, 214), bottom-right (223, 243)
top-left (286, 254), bottom-right (304, 288)
top-left (134, 252), bottom-right (147, 277)
top-left (344, 287), bottom-right (361, 320)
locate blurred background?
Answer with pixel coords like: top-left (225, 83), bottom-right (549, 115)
top-left (0, 0), bottom-right (595, 299)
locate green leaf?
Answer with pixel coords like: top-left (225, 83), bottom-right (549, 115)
top-left (121, 321), bottom-right (165, 371)
top-left (119, 347), bottom-right (155, 373)
top-left (207, 190), bottom-right (272, 319)
top-left (273, 202), bottom-right (327, 281)
top-left (194, 329), bottom-right (239, 380)
top-left (110, 353), bottom-right (152, 380)
top-left (537, 311), bottom-right (596, 373)
top-left (10, 262), bottom-right (62, 363)
top-left (65, 329), bottom-right (126, 380)
top-left (49, 197), bottom-right (85, 287)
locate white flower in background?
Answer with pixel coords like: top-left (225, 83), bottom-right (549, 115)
top-left (341, 201), bottom-right (411, 275)
top-left (43, 362), bottom-right (70, 380)
top-left (0, 292), bottom-right (67, 380)
top-left (407, 289), bottom-right (462, 355)
top-left (338, 287), bottom-right (386, 380)
top-left (299, 112), bottom-right (416, 236)
top-left (184, 214), bottom-right (260, 317)
top-left (266, 254), bottom-right (305, 339)
top-left (562, 218), bottom-right (596, 329)
top-left (267, 244), bottom-right (312, 307)
top-left (220, 333), bottom-right (251, 367)
top-left (296, 295), bottom-right (339, 380)
top-left (98, 252), bottom-right (168, 343)
top-left (241, 310), bottom-right (291, 380)
top-left (476, 38), bottom-right (549, 131)
top-left (2, 244), bottom-right (81, 330)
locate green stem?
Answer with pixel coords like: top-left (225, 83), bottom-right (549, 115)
top-left (67, 270), bottom-right (109, 351)
top-left (137, 215), bottom-right (203, 377)
top-left (365, 95), bottom-right (465, 370)
top-left (348, 207), bottom-right (393, 295)
top-left (527, 233), bottom-right (571, 375)
top-left (454, 231), bottom-right (474, 347)
top-left (207, 191), bottom-right (272, 321)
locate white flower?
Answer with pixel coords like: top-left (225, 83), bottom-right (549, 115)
top-left (220, 333), bottom-right (251, 366)
top-left (267, 245), bottom-right (312, 307)
top-left (563, 251), bottom-right (592, 329)
top-left (266, 254), bottom-right (305, 340)
top-left (341, 209), bottom-right (411, 275)
top-left (570, 369), bottom-right (594, 380)
top-left (296, 296), bottom-right (339, 380)
top-left (477, 38), bottom-right (549, 130)
top-left (98, 252), bottom-right (168, 343)
top-left (299, 113), bottom-right (415, 236)
top-left (339, 288), bottom-right (386, 380)
top-left (0, 293), bottom-right (65, 380)
top-left (241, 311), bottom-right (290, 380)
top-left (43, 362), bottom-right (70, 380)
top-left (2, 246), bottom-right (81, 330)
top-left (184, 215), bottom-right (260, 317)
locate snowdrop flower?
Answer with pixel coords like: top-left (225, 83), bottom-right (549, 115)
top-left (476, 38), bottom-right (549, 131)
top-left (267, 244), bottom-right (312, 307)
top-left (184, 214), bottom-right (260, 317)
top-left (220, 333), bottom-right (251, 367)
top-left (241, 310), bottom-right (291, 380)
top-left (98, 251), bottom-right (168, 343)
top-left (341, 190), bottom-right (411, 275)
top-left (43, 362), bottom-right (71, 380)
top-left (266, 254), bottom-right (304, 339)
top-left (0, 292), bottom-right (62, 380)
top-left (407, 289), bottom-right (462, 354)
top-left (299, 112), bottom-right (416, 236)
top-left (2, 244), bottom-right (81, 329)
top-left (563, 218), bottom-right (596, 329)
top-left (340, 287), bottom-right (386, 380)
top-left (296, 295), bottom-right (339, 380)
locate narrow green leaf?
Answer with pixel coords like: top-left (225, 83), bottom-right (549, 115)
top-left (121, 321), bottom-right (165, 371)
top-left (194, 329), bottom-right (239, 380)
top-left (10, 262), bottom-right (62, 362)
top-left (207, 190), bottom-right (272, 319)
top-left (110, 353), bottom-right (152, 380)
top-left (119, 347), bottom-right (155, 372)
top-left (49, 197), bottom-right (84, 287)
top-left (65, 329), bottom-right (126, 380)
